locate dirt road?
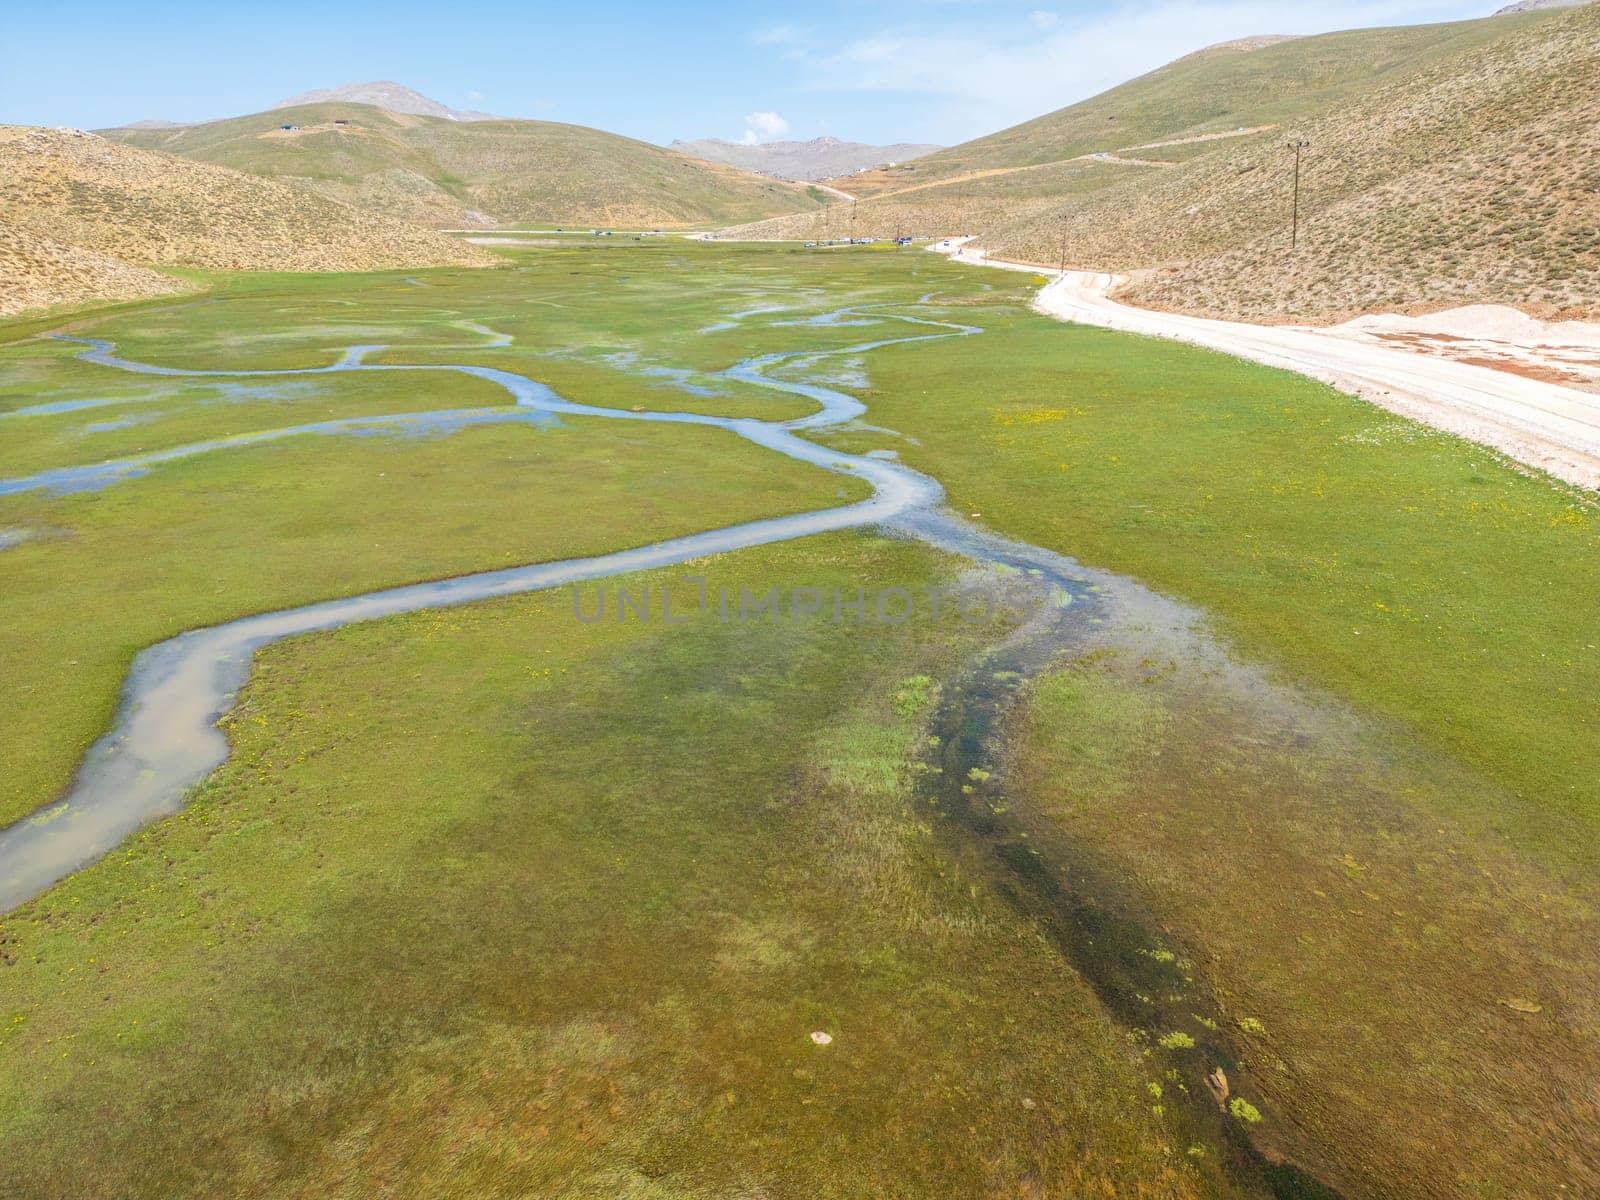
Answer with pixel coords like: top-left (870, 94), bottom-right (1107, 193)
top-left (934, 241), bottom-right (1600, 490)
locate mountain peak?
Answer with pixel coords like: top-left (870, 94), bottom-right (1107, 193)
top-left (272, 82), bottom-right (499, 122)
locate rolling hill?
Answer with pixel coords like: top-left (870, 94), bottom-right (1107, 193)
top-left (727, 5), bottom-right (1599, 322)
top-left (0, 125), bottom-right (491, 316)
top-left (670, 135), bottom-right (942, 182)
top-left (839, 15), bottom-right (1543, 197)
top-left (105, 103), bottom-right (827, 229)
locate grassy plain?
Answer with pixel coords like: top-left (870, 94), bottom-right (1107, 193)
top-left (3, 248), bottom-right (965, 827)
top-left (0, 414), bottom-right (864, 831)
top-left (2, 241), bottom-right (1597, 1198)
top-left (0, 536), bottom-right (1244, 1200)
top-left (809, 256), bottom-right (1600, 1195)
top-left (816, 289), bottom-right (1600, 828)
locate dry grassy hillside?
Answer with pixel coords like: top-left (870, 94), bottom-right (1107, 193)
top-left (1105, 4), bottom-right (1600, 319)
top-left (0, 125), bottom-right (491, 316)
top-left (837, 16), bottom-right (1536, 197)
top-left (727, 6), bottom-right (1599, 322)
top-left (1, 126), bottom-right (491, 274)
top-left (106, 105), bottom-right (827, 229)
top-left (0, 224), bottom-right (192, 316)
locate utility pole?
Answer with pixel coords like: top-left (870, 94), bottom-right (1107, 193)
top-left (850, 201), bottom-right (857, 244)
top-left (1287, 139), bottom-right (1310, 249)
top-left (1058, 221), bottom-right (1068, 276)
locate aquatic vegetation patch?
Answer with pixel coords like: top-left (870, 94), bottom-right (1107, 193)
top-left (891, 674), bottom-right (940, 717)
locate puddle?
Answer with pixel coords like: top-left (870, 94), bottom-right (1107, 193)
top-left (82, 412), bottom-right (159, 433)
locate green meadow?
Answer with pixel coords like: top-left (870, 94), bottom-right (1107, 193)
top-left (1, 537), bottom-right (1242, 1200)
top-left (1, 241), bottom-right (1595, 1199)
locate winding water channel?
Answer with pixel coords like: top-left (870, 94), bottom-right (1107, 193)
top-left (0, 308), bottom-right (1101, 909)
top-left (0, 299), bottom-right (1351, 1196)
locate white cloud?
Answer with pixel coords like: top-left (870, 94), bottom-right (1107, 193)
top-left (467, 89), bottom-right (486, 102)
top-left (785, 0), bottom-right (1488, 139)
top-left (740, 110), bottom-right (791, 144)
top-left (752, 23), bottom-right (816, 60)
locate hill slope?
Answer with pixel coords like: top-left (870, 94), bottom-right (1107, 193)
top-left (0, 125), bottom-right (490, 316)
top-left (0, 224), bottom-right (192, 316)
top-left (671, 135), bottom-right (942, 182)
top-left (839, 16), bottom-right (1547, 197)
top-left (727, 6), bottom-right (1599, 322)
top-left (1062, 4), bottom-right (1600, 320)
top-left (106, 104), bottom-right (826, 229)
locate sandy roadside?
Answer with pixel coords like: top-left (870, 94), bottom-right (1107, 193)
top-left (932, 239), bottom-right (1600, 492)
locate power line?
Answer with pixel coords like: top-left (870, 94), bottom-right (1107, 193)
top-left (1286, 139), bottom-right (1311, 249)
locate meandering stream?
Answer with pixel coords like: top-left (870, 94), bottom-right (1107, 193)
top-left (0, 308), bottom-right (1103, 909)
top-left (0, 299), bottom-right (1354, 1197)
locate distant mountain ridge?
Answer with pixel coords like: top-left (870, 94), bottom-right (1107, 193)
top-left (1493, 0), bottom-right (1589, 13)
top-left (671, 135), bottom-right (942, 182)
top-left (273, 82), bottom-right (500, 123)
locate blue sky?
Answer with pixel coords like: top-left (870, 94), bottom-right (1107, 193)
top-left (3, 0), bottom-right (1506, 147)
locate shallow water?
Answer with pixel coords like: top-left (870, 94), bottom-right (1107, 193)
top-left (0, 295), bottom-right (1357, 1191)
top-left (1, 396), bottom-right (135, 419)
top-left (911, 558), bottom-right (1346, 1200)
top-left (81, 412), bottom-right (158, 433)
top-left (697, 302), bottom-right (797, 333)
top-left (0, 306), bottom-right (1229, 914)
top-left (0, 308), bottom-right (995, 907)
top-left (0, 379), bottom-right (317, 424)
